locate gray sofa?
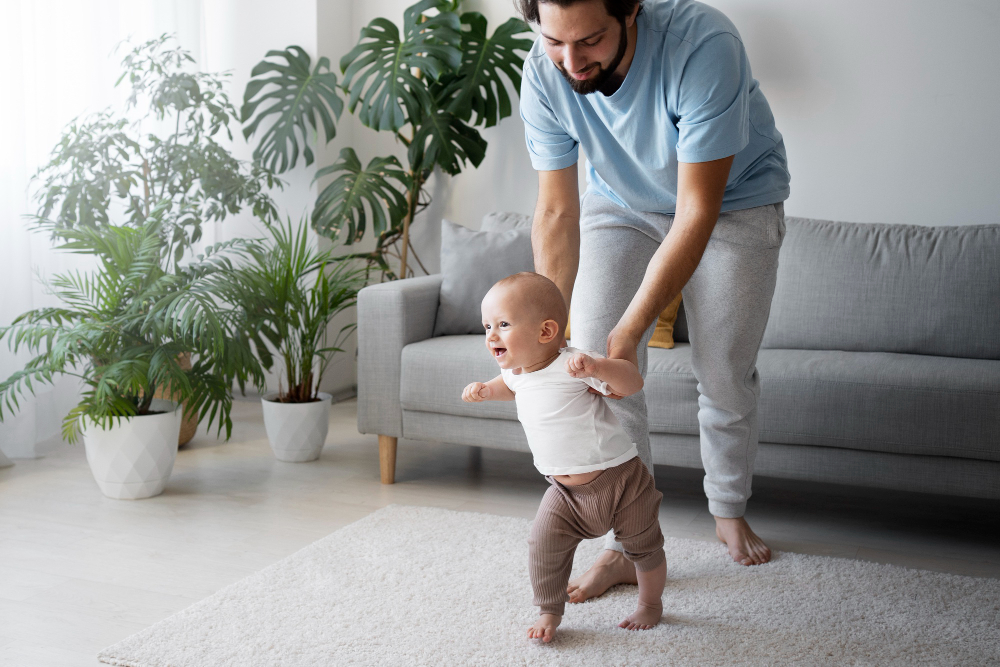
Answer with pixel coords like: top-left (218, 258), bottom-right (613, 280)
top-left (357, 216), bottom-right (1000, 499)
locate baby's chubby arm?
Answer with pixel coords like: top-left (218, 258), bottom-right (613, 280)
top-left (462, 374), bottom-right (515, 402)
top-left (566, 352), bottom-right (644, 397)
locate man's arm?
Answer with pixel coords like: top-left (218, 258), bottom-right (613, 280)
top-left (607, 155), bottom-right (735, 366)
top-left (461, 375), bottom-right (515, 402)
top-left (531, 164), bottom-right (580, 312)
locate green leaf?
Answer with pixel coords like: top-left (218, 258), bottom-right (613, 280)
top-left (444, 14), bottom-right (534, 128)
top-left (407, 107), bottom-right (487, 175)
top-left (241, 46), bottom-right (344, 174)
top-left (339, 0), bottom-right (461, 131)
top-left (312, 148), bottom-right (411, 243)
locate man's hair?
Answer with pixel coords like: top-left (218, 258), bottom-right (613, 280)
top-left (492, 271), bottom-right (568, 336)
top-left (515, 0), bottom-right (643, 24)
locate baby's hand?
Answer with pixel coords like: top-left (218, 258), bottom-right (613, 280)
top-left (566, 352), bottom-right (600, 379)
top-left (462, 381), bottom-right (492, 402)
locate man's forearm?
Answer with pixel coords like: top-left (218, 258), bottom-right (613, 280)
top-left (532, 206), bottom-right (580, 310)
top-left (620, 208), bottom-right (716, 340)
top-left (531, 165), bottom-right (581, 311)
top-left (616, 155), bottom-right (734, 346)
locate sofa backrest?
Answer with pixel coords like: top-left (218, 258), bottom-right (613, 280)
top-left (761, 218), bottom-right (1000, 360)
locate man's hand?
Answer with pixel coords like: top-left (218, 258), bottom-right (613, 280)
top-left (606, 325), bottom-right (641, 368)
top-left (462, 382), bottom-right (492, 402)
top-left (586, 326), bottom-right (642, 400)
top-left (566, 352), bottom-right (600, 379)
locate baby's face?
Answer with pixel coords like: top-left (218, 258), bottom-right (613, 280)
top-left (481, 286), bottom-right (549, 370)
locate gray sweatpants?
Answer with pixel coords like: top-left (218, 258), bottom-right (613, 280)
top-left (569, 192), bottom-right (785, 549)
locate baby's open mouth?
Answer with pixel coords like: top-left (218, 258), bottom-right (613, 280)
top-left (493, 347), bottom-right (507, 359)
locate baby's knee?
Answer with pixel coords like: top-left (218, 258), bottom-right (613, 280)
top-left (627, 545), bottom-right (666, 573)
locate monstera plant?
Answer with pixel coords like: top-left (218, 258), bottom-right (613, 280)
top-left (240, 0), bottom-right (533, 280)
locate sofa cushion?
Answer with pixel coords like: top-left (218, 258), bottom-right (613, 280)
top-left (762, 218), bottom-right (1000, 360)
top-left (433, 220), bottom-right (534, 336)
top-left (480, 211), bottom-right (531, 232)
top-left (647, 345), bottom-right (1000, 461)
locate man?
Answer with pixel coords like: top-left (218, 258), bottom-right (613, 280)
top-left (516, 0), bottom-right (791, 603)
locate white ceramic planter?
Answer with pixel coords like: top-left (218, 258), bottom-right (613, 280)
top-left (82, 399), bottom-right (182, 500)
top-left (261, 392), bottom-right (332, 462)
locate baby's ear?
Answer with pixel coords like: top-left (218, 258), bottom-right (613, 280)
top-left (538, 318), bottom-right (560, 343)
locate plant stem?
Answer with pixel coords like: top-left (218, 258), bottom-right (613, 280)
top-left (398, 171), bottom-right (425, 279)
top-left (407, 237), bottom-right (429, 276)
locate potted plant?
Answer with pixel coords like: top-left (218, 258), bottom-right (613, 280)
top-left (29, 34), bottom-right (280, 445)
top-left (0, 216), bottom-right (265, 499)
top-left (217, 218), bottom-right (364, 462)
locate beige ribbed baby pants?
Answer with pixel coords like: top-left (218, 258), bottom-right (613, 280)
top-left (529, 456), bottom-right (665, 616)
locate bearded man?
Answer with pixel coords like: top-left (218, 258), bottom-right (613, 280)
top-left (517, 0), bottom-right (791, 602)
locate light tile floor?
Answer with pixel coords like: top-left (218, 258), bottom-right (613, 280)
top-left (1, 396), bottom-right (998, 665)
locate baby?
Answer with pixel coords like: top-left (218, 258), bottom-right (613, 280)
top-left (462, 271), bottom-right (666, 643)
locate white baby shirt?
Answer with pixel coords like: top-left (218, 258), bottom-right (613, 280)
top-left (500, 347), bottom-right (638, 475)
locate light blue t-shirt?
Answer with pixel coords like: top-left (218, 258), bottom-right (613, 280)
top-left (519, 0), bottom-right (790, 215)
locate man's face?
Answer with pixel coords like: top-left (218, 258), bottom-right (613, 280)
top-left (538, 0), bottom-right (628, 95)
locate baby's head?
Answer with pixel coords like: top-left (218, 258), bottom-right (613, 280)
top-left (482, 272), bottom-right (568, 370)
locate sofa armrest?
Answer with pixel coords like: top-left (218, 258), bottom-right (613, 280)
top-left (357, 274), bottom-right (443, 438)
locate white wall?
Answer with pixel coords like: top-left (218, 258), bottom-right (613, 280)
top-left (715, 0), bottom-right (1000, 226)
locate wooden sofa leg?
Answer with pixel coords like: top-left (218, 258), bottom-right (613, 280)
top-left (378, 435), bottom-right (397, 484)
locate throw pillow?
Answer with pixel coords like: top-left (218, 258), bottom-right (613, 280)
top-left (433, 219), bottom-right (534, 336)
top-left (480, 211), bottom-right (532, 232)
top-left (565, 293), bottom-right (682, 350)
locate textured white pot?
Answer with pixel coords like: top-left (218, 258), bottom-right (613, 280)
top-left (261, 392), bottom-right (332, 462)
top-left (82, 399), bottom-right (182, 500)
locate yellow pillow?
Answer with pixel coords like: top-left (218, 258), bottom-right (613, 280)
top-left (564, 294), bottom-right (682, 350)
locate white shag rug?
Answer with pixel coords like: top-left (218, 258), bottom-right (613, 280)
top-left (99, 505), bottom-right (1000, 667)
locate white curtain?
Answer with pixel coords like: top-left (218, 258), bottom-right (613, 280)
top-left (0, 1), bottom-right (202, 459)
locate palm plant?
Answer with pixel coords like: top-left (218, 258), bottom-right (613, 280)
top-left (210, 218), bottom-right (365, 403)
top-left (30, 34), bottom-right (280, 269)
top-left (0, 214), bottom-right (265, 443)
top-left (240, 0), bottom-right (533, 280)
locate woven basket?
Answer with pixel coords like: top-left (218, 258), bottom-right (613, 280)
top-left (153, 352), bottom-right (199, 447)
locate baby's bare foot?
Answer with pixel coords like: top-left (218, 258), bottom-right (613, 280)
top-left (618, 601), bottom-right (663, 630)
top-left (527, 613), bottom-right (561, 643)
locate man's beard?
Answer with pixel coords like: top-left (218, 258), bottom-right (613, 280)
top-left (556, 19), bottom-right (628, 96)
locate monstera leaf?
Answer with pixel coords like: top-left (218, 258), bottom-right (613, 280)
top-left (312, 148), bottom-right (412, 243)
top-left (407, 106), bottom-right (487, 175)
top-left (339, 0), bottom-right (462, 132)
top-left (241, 46), bottom-right (343, 174)
top-left (444, 14), bottom-right (534, 128)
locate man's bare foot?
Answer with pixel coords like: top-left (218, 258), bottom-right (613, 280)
top-left (527, 613), bottom-right (561, 643)
top-left (715, 516), bottom-right (771, 565)
top-left (618, 601), bottom-right (663, 630)
top-left (566, 549), bottom-right (638, 603)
